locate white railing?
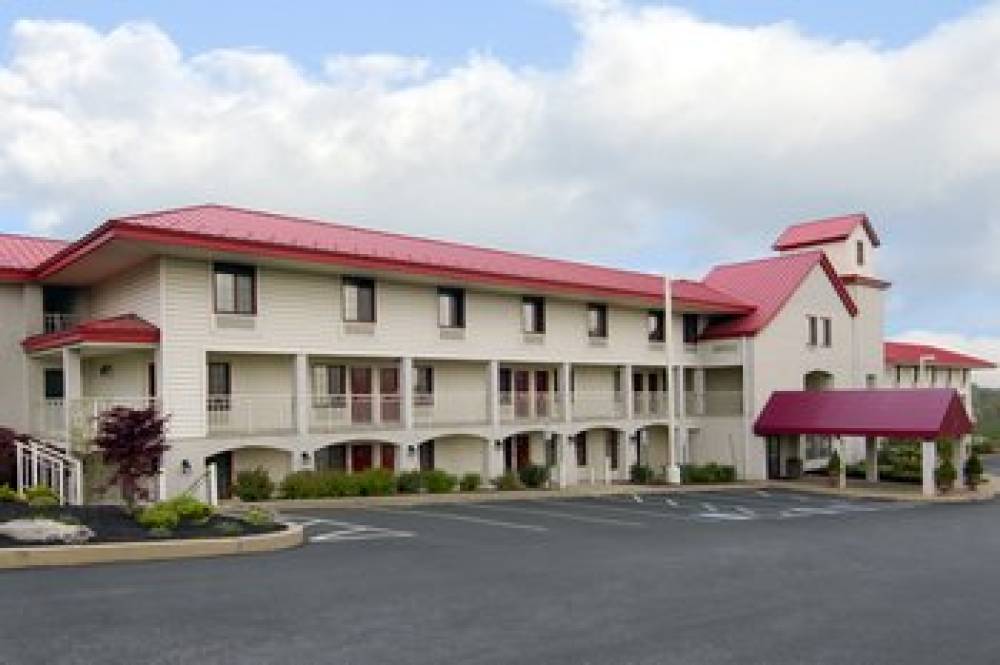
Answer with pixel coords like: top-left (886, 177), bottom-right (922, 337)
top-left (207, 394), bottom-right (297, 435)
top-left (703, 390), bottom-right (743, 416)
top-left (572, 391), bottom-right (627, 421)
top-left (14, 438), bottom-right (84, 505)
top-left (633, 391), bottom-right (670, 418)
top-left (309, 394), bottom-right (404, 433)
top-left (413, 391), bottom-right (489, 428)
top-left (42, 312), bottom-right (78, 334)
top-left (34, 397), bottom-right (159, 440)
top-left (499, 391), bottom-right (566, 423)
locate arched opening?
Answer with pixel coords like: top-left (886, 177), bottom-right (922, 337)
top-left (206, 445), bottom-right (293, 500)
top-left (569, 427), bottom-right (624, 484)
top-left (636, 424), bottom-right (671, 480)
top-left (314, 439), bottom-right (401, 474)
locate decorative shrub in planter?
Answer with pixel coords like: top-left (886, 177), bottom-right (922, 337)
top-left (630, 464), bottom-right (655, 484)
top-left (518, 464), bottom-right (550, 489)
top-left (234, 466), bottom-right (275, 502)
top-left (965, 453), bottom-right (984, 490)
top-left (680, 463), bottom-right (737, 484)
top-left (356, 469), bottom-right (396, 496)
top-left (492, 472), bottom-right (524, 491)
top-left (936, 458), bottom-right (957, 493)
top-left (459, 473), bottom-right (482, 492)
top-left (395, 470), bottom-right (423, 494)
top-left (421, 470), bottom-right (458, 494)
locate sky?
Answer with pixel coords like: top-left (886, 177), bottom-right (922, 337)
top-left (0, 0), bottom-right (998, 383)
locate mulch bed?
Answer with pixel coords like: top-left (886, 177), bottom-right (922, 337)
top-left (0, 503), bottom-right (283, 548)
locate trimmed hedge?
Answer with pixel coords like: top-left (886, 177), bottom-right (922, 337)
top-left (518, 464), bottom-right (550, 489)
top-left (630, 464), bottom-right (655, 484)
top-left (680, 463), bottom-right (736, 484)
top-left (233, 466), bottom-right (275, 502)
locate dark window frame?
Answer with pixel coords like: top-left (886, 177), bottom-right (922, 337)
top-left (807, 316), bottom-right (819, 347)
top-left (856, 240), bottom-right (865, 266)
top-left (415, 366), bottom-right (435, 406)
top-left (587, 303), bottom-right (608, 339)
top-left (213, 263), bottom-right (257, 315)
top-left (312, 364), bottom-right (347, 408)
top-left (682, 313), bottom-right (700, 345)
top-left (575, 436), bottom-right (588, 467)
top-left (437, 287), bottom-right (466, 329)
top-left (648, 310), bottom-right (665, 342)
top-left (207, 362), bottom-right (232, 412)
top-left (498, 368), bottom-right (513, 405)
top-left (343, 276), bottom-right (377, 323)
top-left (822, 317), bottom-right (832, 348)
top-left (521, 296), bottom-right (546, 334)
top-left (44, 368), bottom-right (65, 400)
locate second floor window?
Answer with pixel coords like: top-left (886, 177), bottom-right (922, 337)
top-left (312, 364), bottom-right (346, 408)
top-left (807, 316), bottom-right (818, 347)
top-left (207, 362), bottom-right (231, 411)
top-left (214, 263), bottom-right (256, 315)
top-left (822, 317), bottom-right (832, 347)
top-left (587, 303), bottom-right (608, 338)
top-left (648, 310), bottom-right (665, 342)
top-left (415, 366), bottom-right (434, 406)
top-left (682, 313), bottom-right (700, 345)
top-left (522, 296), bottom-right (545, 334)
top-left (343, 276), bottom-right (376, 323)
top-left (438, 287), bottom-right (465, 328)
top-left (498, 368), bottom-right (512, 405)
top-left (857, 240), bottom-right (865, 266)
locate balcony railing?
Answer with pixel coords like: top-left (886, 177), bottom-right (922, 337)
top-left (633, 391), bottom-right (670, 418)
top-left (413, 391), bottom-right (489, 428)
top-left (572, 391), bottom-right (627, 421)
top-left (499, 391), bottom-right (566, 424)
top-left (686, 391), bottom-right (744, 417)
top-left (207, 394), bottom-right (297, 436)
top-left (34, 397), bottom-right (160, 440)
top-left (42, 313), bottom-right (78, 334)
top-left (309, 394), bottom-right (404, 433)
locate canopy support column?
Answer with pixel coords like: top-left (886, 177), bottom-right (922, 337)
top-left (921, 440), bottom-right (936, 497)
top-left (865, 437), bottom-right (879, 483)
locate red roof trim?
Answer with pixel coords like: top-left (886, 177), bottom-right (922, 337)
top-left (773, 213), bottom-right (880, 251)
top-left (840, 274), bottom-right (892, 290)
top-left (754, 389), bottom-right (972, 439)
top-left (885, 341), bottom-right (996, 370)
top-left (0, 267), bottom-right (32, 282)
top-left (22, 315), bottom-right (160, 353)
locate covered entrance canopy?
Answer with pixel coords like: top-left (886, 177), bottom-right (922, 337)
top-left (754, 389), bottom-right (973, 497)
top-left (754, 388), bottom-right (972, 440)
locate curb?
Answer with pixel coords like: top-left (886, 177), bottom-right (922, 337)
top-left (764, 479), bottom-right (996, 503)
top-left (0, 522), bottom-right (304, 570)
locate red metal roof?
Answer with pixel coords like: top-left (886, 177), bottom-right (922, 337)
top-left (22, 315), bottom-right (160, 353)
top-left (699, 251), bottom-right (858, 340)
top-left (773, 213), bottom-right (880, 251)
top-left (754, 389), bottom-right (972, 439)
top-left (0, 232), bottom-right (68, 281)
top-left (885, 341), bottom-right (996, 370)
top-left (35, 204), bottom-right (754, 312)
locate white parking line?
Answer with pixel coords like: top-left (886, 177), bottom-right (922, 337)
top-left (284, 516), bottom-right (417, 543)
top-left (470, 503), bottom-right (644, 527)
top-left (548, 500), bottom-right (689, 521)
top-left (376, 508), bottom-right (549, 532)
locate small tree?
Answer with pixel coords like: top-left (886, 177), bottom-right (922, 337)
top-left (965, 453), bottom-right (984, 489)
top-left (91, 406), bottom-right (169, 507)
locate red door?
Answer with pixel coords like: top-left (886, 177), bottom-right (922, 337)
top-left (351, 367), bottom-right (373, 423)
top-left (351, 444), bottom-right (373, 472)
top-left (534, 371), bottom-right (550, 417)
top-left (380, 445), bottom-right (396, 471)
top-left (514, 370), bottom-right (531, 418)
top-left (516, 434), bottom-right (531, 469)
top-left (379, 368), bottom-right (400, 424)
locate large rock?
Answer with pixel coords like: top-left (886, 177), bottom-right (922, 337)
top-left (0, 519), bottom-right (95, 544)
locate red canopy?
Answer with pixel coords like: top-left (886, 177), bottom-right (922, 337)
top-left (754, 389), bottom-right (972, 440)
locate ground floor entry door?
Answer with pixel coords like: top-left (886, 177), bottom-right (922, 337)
top-left (766, 437), bottom-right (781, 480)
top-left (351, 444), bottom-right (373, 473)
top-left (380, 445), bottom-right (396, 471)
top-left (206, 451), bottom-right (233, 500)
top-left (515, 434), bottom-right (531, 469)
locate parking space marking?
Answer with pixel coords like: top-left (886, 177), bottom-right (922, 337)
top-left (469, 503), bottom-right (644, 527)
top-left (375, 508), bottom-right (549, 532)
top-left (283, 516), bottom-right (416, 543)
top-left (548, 499), bottom-right (691, 521)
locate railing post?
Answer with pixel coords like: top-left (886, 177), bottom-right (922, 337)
top-left (560, 363), bottom-right (572, 424)
top-left (401, 357), bottom-right (414, 431)
top-left (15, 440), bottom-right (24, 494)
top-left (74, 459), bottom-right (83, 505)
top-left (30, 442), bottom-right (38, 487)
top-left (207, 462), bottom-right (219, 506)
top-left (295, 354), bottom-right (310, 436)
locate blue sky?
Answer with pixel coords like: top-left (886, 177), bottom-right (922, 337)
top-left (0, 0), bottom-right (998, 374)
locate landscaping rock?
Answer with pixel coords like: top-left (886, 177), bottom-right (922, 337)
top-left (0, 519), bottom-right (95, 544)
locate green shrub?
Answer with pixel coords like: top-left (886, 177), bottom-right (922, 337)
top-left (214, 520), bottom-right (244, 536)
top-left (356, 468), bottom-right (396, 497)
top-left (243, 506), bottom-right (275, 527)
top-left (680, 463), bottom-right (737, 484)
top-left (965, 453), bottom-right (984, 487)
top-left (518, 464), bottom-right (550, 489)
top-left (826, 450), bottom-right (842, 477)
top-left (0, 484), bottom-right (22, 502)
top-left (137, 503), bottom-right (180, 530)
top-left (492, 472), bottom-right (524, 491)
top-left (147, 526), bottom-right (174, 539)
top-left (936, 457), bottom-right (957, 491)
top-left (395, 470), bottom-right (423, 494)
top-left (233, 467), bottom-right (275, 502)
top-left (280, 470), bottom-right (362, 499)
top-left (422, 469), bottom-right (457, 494)
top-left (630, 464), bottom-right (655, 484)
top-left (459, 473), bottom-right (482, 492)
top-left (24, 484), bottom-right (59, 503)
top-left (165, 494), bottom-right (213, 522)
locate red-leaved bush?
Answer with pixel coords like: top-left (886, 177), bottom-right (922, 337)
top-left (91, 406), bottom-right (170, 506)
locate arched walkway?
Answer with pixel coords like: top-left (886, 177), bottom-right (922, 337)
top-left (205, 445), bottom-right (294, 500)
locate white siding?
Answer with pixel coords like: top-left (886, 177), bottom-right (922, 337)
top-left (89, 259), bottom-right (161, 324)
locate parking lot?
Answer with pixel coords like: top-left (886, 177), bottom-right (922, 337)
top-left (3, 489), bottom-right (1000, 665)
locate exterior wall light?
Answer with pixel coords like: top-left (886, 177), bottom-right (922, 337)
top-left (181, 459), bottom-right (192, 475)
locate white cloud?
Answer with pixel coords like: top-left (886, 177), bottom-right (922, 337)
top-left (0, 4), bottom-right (998, 343)
top-left (894, 331), bottom-right (1000, 388)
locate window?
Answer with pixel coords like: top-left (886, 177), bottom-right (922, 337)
top-left (575, 436), bottom-right (588, 467)
top-left (587, 303), bottom-right (608, 338)
top-left (207, 362), bottom-right (231, 411)
top-left (343, 276), bottom-right (376, 323)
top-left (856, 240), bottom-right (865, 266)
top-left (682, 313), bottom-right (700, 345)
top-left (648, 310), bottom-right (665, 342)
top-left (213, 263), bottom-right (256, 315)
top-left (311, 364), bottom-right (346, 408)
top-left (498, 368), bottom-right (512, 405)
top-left (866, 374), bottom-right (877, 388)
top-left (522, 296), bottom-right (545, 334)
top-left (807, 316), bottom-right (818, 346)
top-left (822, 317), bottom-right (832, 347)
top-left (895, 366), bottom-right (902, 386)
top-left (437, 287), bottom-right (465, 328)
top-left (43, 368), bottom-right (64, 400)
top-left (608, 438), bottom-right (619, 470)
top-left (415, 366), bottom-right (434, 406)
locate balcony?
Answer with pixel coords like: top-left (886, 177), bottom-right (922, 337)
top-left (34, 397), bottom-right (160, 441)
top-left (208, 394), bottom-right (297, 436)
top-left (42, 313), bottom-right (79, 334)
top-left (633, 391), bottom-right (670, 419)
top-left (413, 391), bottom-right (489, 428)
top-left (499, 391), bottom-right (566, 424)
top-left (308, 394), bottom-right (403, 434)
top-left (572, 391), bottom-right (627, 421)
top-left (685, 391), bottom-right (744, 417)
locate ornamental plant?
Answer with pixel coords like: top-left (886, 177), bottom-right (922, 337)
top-left (91, 406), bottom-right (169, 507)
top-left (965, 453), bottom-right (984, 489)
